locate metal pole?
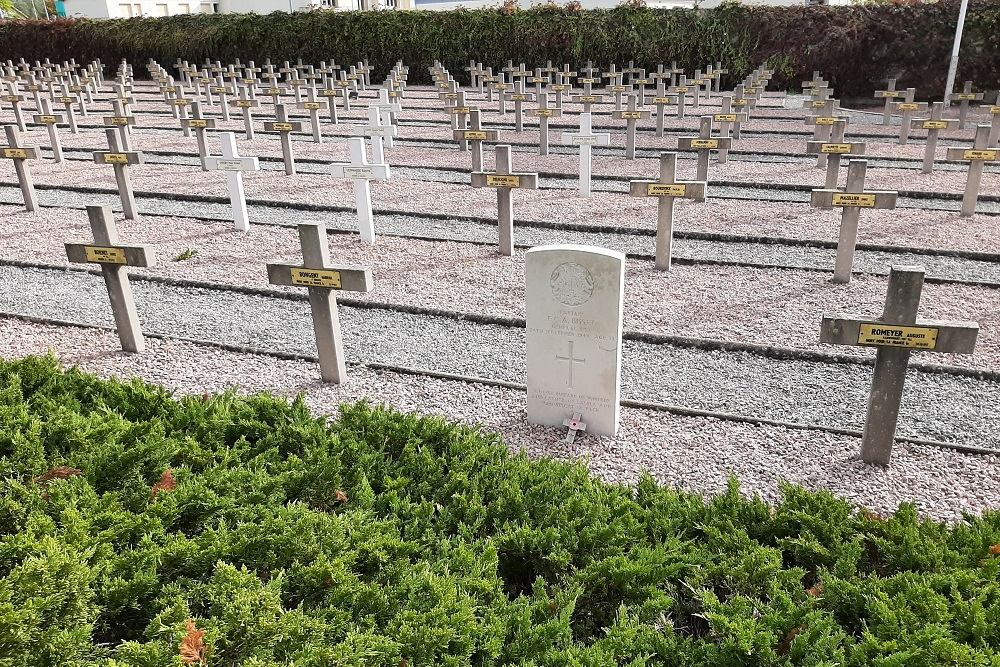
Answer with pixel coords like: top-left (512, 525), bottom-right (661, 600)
top-left (943, 0), bottom-right (970, 102)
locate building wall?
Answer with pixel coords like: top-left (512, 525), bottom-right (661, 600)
top-left (61, 0), bottom-right (413, 16)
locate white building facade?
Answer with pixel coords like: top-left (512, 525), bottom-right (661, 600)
top-left (60, 0), bottom-right (409, 18)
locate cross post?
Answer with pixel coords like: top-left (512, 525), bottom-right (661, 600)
top-left (329, 137), bottom-right (390, 245)
top-left (945, 124), bottom-right (998, 217)
top-left (0, 124), bottom-right (40, 211)
top-left (204, 132), bottom-right (259, 231)
top-left (562, 112), bottom-right (611, 197)
top-left (629, 151), bottom-right (706, 270)
top-left (264, 104), bottom-right (303, 176)
top-left (471, 144), bottom-right (539, 255)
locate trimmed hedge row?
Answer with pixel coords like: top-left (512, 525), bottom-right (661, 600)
top-left (0, 0), bottom-right (998, 97)
top-left (1, 354), bottom-right (1000, 665)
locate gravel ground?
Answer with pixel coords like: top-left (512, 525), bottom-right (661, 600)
top-left (3, 185), bottom-right (1000, 286)
top-left (2, 316), bottom-right (997, 523)
top-left (4, 205), bottom-right (999, 369)
top-left (1, 263), bottom-right (997, 449)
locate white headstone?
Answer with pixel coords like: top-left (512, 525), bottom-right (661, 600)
top-left (525, 244), bottom-right (625, 437)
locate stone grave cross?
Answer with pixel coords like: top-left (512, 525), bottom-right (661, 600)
top-left (264, 104), bottom-right (303, 175)
top-left (298, 86), bottom-right (325, 144)
top-left (678, 116), bottom-right (730, 181)
top-left (629, 151), bottom-right (707, 271)
top-left (819, 265), bottom-right (978, 465)
top-left (612, 94), bottom-right (651, 160)
top-left (266, 221), bottom-right (373, 384)
top-left (713, 95), bottom-right (747, 164)
top-left (949, 81), bottom-right (984, 128)
top-left (64, 205), bottom-right (155, 353)
top-left (805, 97), bottom-right (844, 168)
top-left (453, 108), bottom-right (499, 173)
top-left (182, 101), bottom-right (216, 170)
top-left (505, 79), bottom-right (535, 132)
top-left (93, 128), bottom-right (143, 220)
top-left (945, 124), bottom-right (999, 217)
top-left (329, 137), bottom-right (391, 244)
top-left (874, 78), bottom-right (901, 125)
top-left (806, 118), bottom-right (866, 189)
top-left (893, 88), bottom-right (927, 145)
top-left (0, 124), bottom-right (40, 211)
top-left (562, 112), bottom-right (611, 197)
top-left (810, 159), bottom-right (898, 282)
top-left (231, 85), bottom-right (260, 140)
top-left (911, 101), bottom-right (958, 174)
top-left (471, 144), bottom-right (539, 255)
top-left (204, 132), bottom-right (260, 232)
top-left (528, 91), bottom-right (562, 156)
top-left (32, 98), bottom-right (64, 163)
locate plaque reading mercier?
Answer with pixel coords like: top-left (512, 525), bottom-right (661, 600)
top-left (525, 245), bottom-right (625, 437)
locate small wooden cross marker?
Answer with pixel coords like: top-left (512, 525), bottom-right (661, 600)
top-left (820, 265), bottom-right (978, 465)
top-left (204, 132), bottom-right (260, 232)
top-left (64, 204), bottom-right (155, 353)
top-left (471, 144), bottom-right (539, 256)
top-left (0, 124), bottom-right (40, 212)
top-left (629, 151), bottom-right (706, 271)
top-left (810, 159), bottom-right (898, 283)
top-left (946, 124), bottom-right (999, 217)
top-left (563, 413), bottom-right (587, 444)
top-left (266, 221), bottom-right (373, 385)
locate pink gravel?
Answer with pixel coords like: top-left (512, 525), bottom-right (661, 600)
top-left (2, 204), bottom-right (997, 372)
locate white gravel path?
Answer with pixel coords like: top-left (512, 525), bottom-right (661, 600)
top-left (3, 206), bottom-right (997, 372)
top-left (2, 316), bottom-right (997, 523)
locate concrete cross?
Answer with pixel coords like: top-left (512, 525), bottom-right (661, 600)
top-left (64, 205), bottom-right (154, 353)
top-left (713, 95), bottom-right (747, 164)
top-left (563, 412), bottom-right (587, 444)
top-left (910, 101), bottom-right (959, 174)
top-left (892, 88), bottom-right (927, 145)
top-left (949, 81), bottom-right (984, 128)
top-left (612, 94), bottom-right (651, 159)
top-left (329, 137), bottom-right (390, 245)
top-left (874, 78), bottom-right (901, 125)
top-left (606, 72), bottom-right (631, 111)
top-left (454, 108), bottom-right (498, 173)
top-left (629, 151), bottom-right (706, 271)
top-left (819, 265), bottom-right (978, 465)
top-left (988, 93), bottom-right (1000, 146)
top-left (212, 76), bottom-right (231, 121)
top-left (204, 132), bottom-right (259, 232)
top-left (169, 84), bottom-right (193, 137)
top-left (730, 84), bottom-right (750, 129)
top-left (481, 67), bottom-right (496, 101)
top-left (94, 128), bottom-right (143, 220)
top-left (570, 76), bottom-right (605, 113)
top-left (805, 97), bottom-right (845, 168)
top-left (504, 79), bottom-right (536, 133)
top-left (801, 70), bottom-right (827, 92)
top-left (678, 116), bottom-right (729, 181)
top-left (3, 82), bottom-right (26, 132)
top-left (447, 90), bottom-right (471, 152)
top-left (266, 222), bottom-right (373, 385)
top-left (711, 62), bottom-right (727, 94)
top-left (298, 86), bottom-right (325, 144)
top-left (529, 66), bottom-right (548, 99)
top-left (318, 78), bottom-right (340, 125)
top-left (182, 101), bottom-right (216, 170)
top-left (370, 89), bottom-right (402, 148)
top-left (562, 112), bottom-right (611, 197)
top-left (230, 85), bottom-right (260, 140)
top-left (668, 61), bottom-right (684, 88)
top-left (56, 83), bottom-right (80, 133)
top-left (103, 99), bottom-right (137, 151)
top-left (32, 98), bottom-right (64, 163)
top-left (528, 91), bottom-right (562, 156)
top-left (945, 124), bottom-right (999, 217)
top-left (471, 144), bottom-right (539, 255)
top-left (548, 72), bottom-right (570, 110)
top-left (810, 160), bottom-right (898, 282)
top-left (351, 105), bottom-right (396, 165)
top-left (691, 69), bottom-right (706, 107)
top-left (669, 75), bottom-right (690, 119)
top-left (264, 104), bottom-right (303, 176)
top-left (806, 118), bottom-right (866, 189)
top-left (493, 74), bottom-right (511, 112)
top-left (649, 79), bottom-right (677, 137)
top-left (0, 124), bottom-right (40, 211)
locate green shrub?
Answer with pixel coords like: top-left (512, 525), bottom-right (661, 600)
top-left (1, 0), bottom-right (998, 97)
top-left (0, 354), bottom-right (999, 665)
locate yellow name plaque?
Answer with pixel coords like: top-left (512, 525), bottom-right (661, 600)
top-left (2, 148), bottom-right (27, 159)
top-left (963, 149), bottom-right (998, 160)
top-left (103, 153), bottom-right (129, 164)
top-left (814, 117), bottom-right (836, 125)
top-left (486, 174), bottom-right (520, 187)
top-left (690, 139), bottom-right (719, 149)
top-left (647, 183), bottom-right (686, 197)
top-left (821, 143), bottom-right (853, 154)
top-left (619, 111), bottom-right (643, 119)
top-left (302, 102), bottom-right (322, 109)
top-left (954, 93), bottom-right (978, 100)
top-left (290, 268), bottom-right (342, 288)
top-left (187, 119), bottom-right (209, 128)
top-left (463, 130), bottom-right (488, 140)
top-left (714, 113), bottom-right (738, 122)
top-left (857, 324), bottom-right (938, 350)
top-left (271, 122), bottom-right (294, 131)
top-left (897, 102), bottom-right (920, 111)
top-left (832, 193), bottom-right (876, 207)
top-left (84, 246), bottom-right (126, 264)
top-left (36, 115), bottom-right (58, 123)
top-left (922, 120), bottom-right (949, 129)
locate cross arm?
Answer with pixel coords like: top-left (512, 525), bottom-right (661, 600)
top-left (945, 147), bottom-right (999, 162)
top-left (93, 151), bottom-right (144, 165)
top-left (805, 140), bottom-right (867, 155)
top-left (677, 136), bottom-right (732, 150)
top-left (65, 242), bottom-right (156, 267)
top-left (1, 145), bottom-right (40, 159)
top-left (454, 128), bottom-right (499, 141)
top-left (820, 315), bottom-right (978, 353)
top-left (612, 109), bottom-right (651, 120)
top-left (628, 179), bottom-right (706, 201)
top-left (267, 263), bottom-right (373, 292)
top-left (562, 131), bottom-right (611, 147)
top-left (911, 117), bottom-right (959, 130)
top-left (810, 189), bottom-right (897, 209)
top-left (471, 171), bottom-right (539, 189)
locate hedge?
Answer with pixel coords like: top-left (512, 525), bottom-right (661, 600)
top-left (0, 0), bottom-right (998, 97)
top-left (1, 354), bottom-right (1000, 665)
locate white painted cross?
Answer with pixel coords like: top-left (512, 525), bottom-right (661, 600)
top-left (64, 204), bottom-right (155, 353)
top-left (810, 160), bottom-right (898, 282)
top-left (329, 137), bottom-right (390, 244)
top-left (471, 144), bottom-right (539, 255)
top-left (629, 151), bottom-right (706, 271)
top-left (945, 124), bottom-right (998, 217)
top-left (204, 132), bottom-right (259, 232)
top-left (819, 265), bottom-right (978, 465)
top-left (266, 221), bottom-right (373, 384)
top-left (562, 412), bottom-right (587, 444)
top-left (350, 105), bottom-right (396, 165)
top-left (561, 112), bottom-right (610, 198)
